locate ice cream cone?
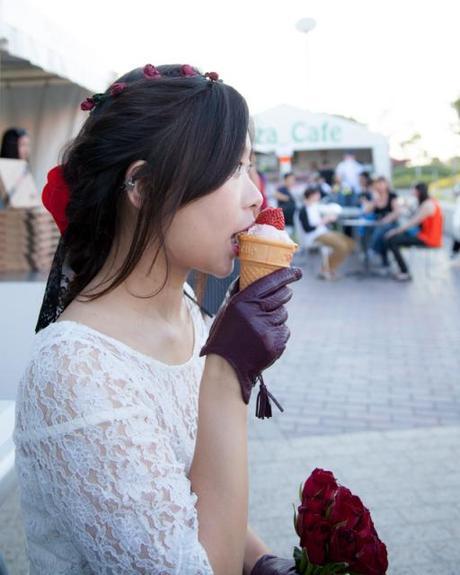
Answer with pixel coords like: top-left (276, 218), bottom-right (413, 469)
top-left (238, 233), bottom-right (298, 289)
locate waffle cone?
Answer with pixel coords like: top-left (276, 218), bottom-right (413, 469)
top-left (238, 233), bottom-right (297, 289)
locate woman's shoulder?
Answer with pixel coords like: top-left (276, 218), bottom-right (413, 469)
top-left (16, 321), bottom-right (160, 439)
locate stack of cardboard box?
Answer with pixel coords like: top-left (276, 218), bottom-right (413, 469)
top-left (0, 159), bottom-right (59, 273)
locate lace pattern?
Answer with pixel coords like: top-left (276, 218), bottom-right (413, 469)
top-left (14, 287), bottom-right (214, 574)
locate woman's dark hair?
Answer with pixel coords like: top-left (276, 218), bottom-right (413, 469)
top-left (62, 64), bottom-right (249, 305)
top-left (304, 186), bottom-right (322, 200)
top-left (360, 171), bottom-right (373, 187)
top-left (1, 128), bottom-right (28, 159)
top-left (283, 172), bottom-right (294, 181)
top-left (414, 182), bottom-right (429, 204)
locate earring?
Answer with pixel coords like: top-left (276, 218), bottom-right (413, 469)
top-left (125, 177), bottom-right (135, 191)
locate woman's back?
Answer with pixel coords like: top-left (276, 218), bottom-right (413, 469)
top-left (14, 289), bottom-right (213, 574)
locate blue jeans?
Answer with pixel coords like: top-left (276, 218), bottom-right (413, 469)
top-left (370, 222), bottom-right (398, 265)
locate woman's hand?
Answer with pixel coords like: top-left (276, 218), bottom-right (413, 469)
top-left (251, 554), bottom-right (297, 574)
top-left (200, 266), bottom-right (302, 404)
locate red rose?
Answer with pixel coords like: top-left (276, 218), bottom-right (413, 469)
top-left (350, 537), bottom-right (388, 575)
top-left (110, 82), bottom-right (126, 96)
top-left (181, 64), bottom-right (197, 77)
top-left (329, 486), bottom-right (366, 529)
top-left (205, 71), bottom-right (219, 81)
top-left (143, 63), bottom-right (161, 79)
top-left (302, 468), bottom-right (338, 504)
top-left (329, 525), bottom-right (357, 564)
top-left (42, 165), bottom-right (70, 234)
top-left (80, 97), bottom-right (95, 111)
top-left (296, 510), bottom-right (330, 565)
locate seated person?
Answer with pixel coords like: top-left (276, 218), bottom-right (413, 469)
top-left (358, 171), bottom-right (373, 202)
top-left (383, 182), bottom-right (443, 281)
top-left (275, 172), bottom-right (297, 233)
top-left (362, 176), bottom-right (399, 268)
top-left (299, 187), bottom-right (355, 280)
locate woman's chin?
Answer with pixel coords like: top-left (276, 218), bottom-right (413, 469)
top-left (204, 258), bottom-right (236, 279)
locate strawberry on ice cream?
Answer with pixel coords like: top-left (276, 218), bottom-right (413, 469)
top-left (245, 208), bottom-right (295, 245)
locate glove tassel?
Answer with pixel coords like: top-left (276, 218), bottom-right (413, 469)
top-left (255, 375), bottom-right (284, 419)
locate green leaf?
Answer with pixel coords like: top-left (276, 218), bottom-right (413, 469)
top-left (299, 482), bottom-right (304, 503)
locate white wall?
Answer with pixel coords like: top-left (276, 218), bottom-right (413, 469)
top-left (0, 281), bottom-right (46, 400)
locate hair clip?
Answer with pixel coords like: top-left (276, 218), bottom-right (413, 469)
top-left (143, 64), bottom-right (161, 79)
top-left (80, 82), bottom-right (127, 112)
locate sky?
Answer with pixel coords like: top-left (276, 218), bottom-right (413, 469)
top-left (37, 0), bottom-right (460, 161)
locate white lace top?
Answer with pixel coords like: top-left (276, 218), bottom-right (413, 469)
top-left (13, 286), bottom-right (214, 574)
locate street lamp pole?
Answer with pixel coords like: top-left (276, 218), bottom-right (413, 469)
top-left (296, 17), bottom-right (317, 110)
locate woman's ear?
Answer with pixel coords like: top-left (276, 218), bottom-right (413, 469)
top-left (124, 160), bottom-right (146, 210)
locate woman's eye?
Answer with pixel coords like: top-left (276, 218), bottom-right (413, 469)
top-left (233, 162), bottom-right (252, 178)
top-left (233, 163), bottom-right (244, 177)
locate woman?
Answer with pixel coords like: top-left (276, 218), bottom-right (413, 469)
top-left (384, 182), bottom-right (443, 281)
top-left (0, 127), bottom-right (31, 160)
top-left (13, 64), bottom-right (301, 574)
top-left (299, 186), bottom-right (355, 280)
top-left (363, 176), bottom-right (399, 269)
top-left (275, 172), bottom-right (297, 232)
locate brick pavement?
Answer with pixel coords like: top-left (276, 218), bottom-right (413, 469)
top-left (247, 248), bottom-right (460, 574)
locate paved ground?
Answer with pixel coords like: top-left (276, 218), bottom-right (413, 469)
top-left (1, 247), bottom-right (459, 574)
top-left (246, 247), bottom-right (460, 574)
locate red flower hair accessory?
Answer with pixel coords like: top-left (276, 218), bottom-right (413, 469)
top-left (80, 82), bottom-right (127, 112)
top-left (110, 82), bottom-right (127, 96)
top-left (204, 71), bottom-right (220, 82)
top-left (42, 166), bottom-right (70, 234)
top-left (80, 98), bottom-right (96, 111)
top-left (143, 64), bottom-right (161, 79)
top-left (181, 64), bottom-right (197, 77)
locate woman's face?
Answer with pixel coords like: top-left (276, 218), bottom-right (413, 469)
top-left (165, 136), bottom-right (263, 278)
top-left (18, 135), bottom-right (30, 160)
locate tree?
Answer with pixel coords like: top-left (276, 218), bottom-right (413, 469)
top-left (452, 97), bottom-right (460, 134)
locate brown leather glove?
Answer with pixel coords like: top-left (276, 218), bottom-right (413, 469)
top-left (200, 267), bottom-right (302, 418)
top-left (251, 554), bottom-right (298, 574)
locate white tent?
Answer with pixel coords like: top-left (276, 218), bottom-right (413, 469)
top-left (0, 0), bottom-right (117, 189)
top-left (253, 104), bottom-right (391, 179)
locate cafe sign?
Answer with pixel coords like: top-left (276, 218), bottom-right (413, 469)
top-left (256, 120), bottom-right (343, 146)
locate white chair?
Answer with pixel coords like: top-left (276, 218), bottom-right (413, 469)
top-left (293, 212), bottom-right (331, 272)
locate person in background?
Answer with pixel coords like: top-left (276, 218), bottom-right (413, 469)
top-left (319, 152), bottom-right (335, 186)
top-left (335, 151), bottom-right (362, 193)
top-left (383, 182), bottom-right (443, 281)
top-left (358, 171), bottom-right (373, 201)
top-left (362, 176), bottom-right (399, 270)
top-left (299, 186), bottom-right (355, 280)
top-left (451, 185), bottom-right (460, 262)
top-left (0, 127), bottom-right (31, 161)
top-left (275, 172), bottom-right (297, 233)
top-left (249, 151), bottom-right (268, 210)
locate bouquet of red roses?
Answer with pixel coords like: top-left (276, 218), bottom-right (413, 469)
top-left (293, 468), bottom-right (388, 575)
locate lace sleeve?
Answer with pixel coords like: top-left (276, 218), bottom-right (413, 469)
top-left (19, 337), bottom-right (213, 575)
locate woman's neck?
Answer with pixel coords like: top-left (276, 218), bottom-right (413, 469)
top-left (82, 240), bottom-right (190, 325)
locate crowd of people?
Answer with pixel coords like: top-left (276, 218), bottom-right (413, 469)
top-left (272, 152), bottom-right (446, 282)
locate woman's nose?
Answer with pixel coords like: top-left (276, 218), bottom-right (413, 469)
top-left (247, 178), bottom-right (263, 210)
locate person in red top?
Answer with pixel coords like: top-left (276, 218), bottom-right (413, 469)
top-left (383, 182), bottom-right (443, 281)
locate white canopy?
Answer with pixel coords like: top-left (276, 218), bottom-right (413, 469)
top-left (253, 104), bottom-right (391, 178)
top-left (0, 0), bottom-right (117, 188)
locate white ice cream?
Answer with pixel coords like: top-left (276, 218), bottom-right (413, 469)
top-left (245, 223), bottom-right (295, 244)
